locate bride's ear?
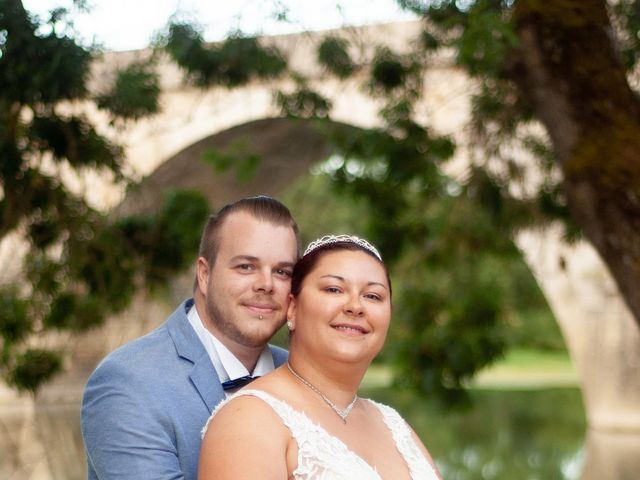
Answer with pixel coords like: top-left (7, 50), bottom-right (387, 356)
top-left (286, 294), bottom-right (296, 328)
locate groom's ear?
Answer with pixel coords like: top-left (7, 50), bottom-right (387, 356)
top-left (196, 257), bottom-right (210, 295)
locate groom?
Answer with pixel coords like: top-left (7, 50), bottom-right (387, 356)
top-left (81, 196), bottom-right (299, 480)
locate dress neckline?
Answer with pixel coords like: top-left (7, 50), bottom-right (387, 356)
top-left (232, 389), bottom-right (388, 478)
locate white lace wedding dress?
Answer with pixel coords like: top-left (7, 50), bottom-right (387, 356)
top-left (202, 389), bottom-right (440, 479)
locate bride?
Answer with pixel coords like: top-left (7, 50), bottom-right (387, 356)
top-left (199, 235), bottom-right (442, 479)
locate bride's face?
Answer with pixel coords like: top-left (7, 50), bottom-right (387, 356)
top-left (287, 249), bottom-right (391, 364)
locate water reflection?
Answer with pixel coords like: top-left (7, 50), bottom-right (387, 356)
top-left (367, 387), bottom-right (587, 479)
top-left (581, 429), bottom-right (640, 480)
top-left (5, 387), bottom-right (640, 479)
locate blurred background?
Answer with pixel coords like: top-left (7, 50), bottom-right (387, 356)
top-left (2, 0), bottom-right (640, 478)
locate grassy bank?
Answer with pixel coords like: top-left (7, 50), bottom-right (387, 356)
top-left (363, 348), bottom-right (579, 390)
top-left (472, 348), bottom-right (579, 389)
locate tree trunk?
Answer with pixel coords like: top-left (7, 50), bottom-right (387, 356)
top-left (512, 0), bottom-right (640, 329)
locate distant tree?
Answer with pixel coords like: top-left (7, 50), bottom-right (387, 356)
top-left (379, 0), bottom-right (640, 397)
top-left (0, 0), bottom-right (211, 393)
top-left (391, 0), bottom-right (640, 326)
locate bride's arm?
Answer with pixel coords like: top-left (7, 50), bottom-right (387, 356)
top-left (198, 396), bottom-right (290, 479)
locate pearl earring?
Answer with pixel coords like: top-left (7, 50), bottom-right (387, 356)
top-left (286, 320), bottom-right (293, 330)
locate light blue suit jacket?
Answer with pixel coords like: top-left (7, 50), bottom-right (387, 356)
top-left (81, 299), bottom-right (288, 480)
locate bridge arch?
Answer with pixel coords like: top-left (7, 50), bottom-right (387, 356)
top-left (116, 117), bottom-right (332, 217)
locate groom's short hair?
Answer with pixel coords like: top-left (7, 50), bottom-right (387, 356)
top-left (197, 195), bottom-right (300, 268)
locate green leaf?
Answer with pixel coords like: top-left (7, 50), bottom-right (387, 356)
top-left (44, 293), bottom-right (104, 332)
top-left (0, 288), bottom-right (31, 346)
top-left (0, 1), bottom-right (91, 104)
top-left (201, 140), bottom-right (263, 182)
top-left (317, 36), bottom-right (356, 78)
top-left (8, 348), bottom-right (63, 394)
top-left (161, 22), bottom-right (286, 87)
top-left (371, 48), bottom-right (410, 91)
top-left (30, 114), bottom-right (124, 175)
top-left (455, 3), bottom-right (518, 77)
top-left (96, 63), bottom-right (160, 121)
top-left (276, 87), bottom-right (332, 118)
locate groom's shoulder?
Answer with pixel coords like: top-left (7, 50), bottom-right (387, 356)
top-left (88, 300), bottom-right (191, 379)
top-left (268, 343), bottom-right (288, 365)
top-left (104, 324), bottom-right (170, 364)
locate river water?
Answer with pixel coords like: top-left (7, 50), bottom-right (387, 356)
top-left (2, 386), bottom-right (595, 479)
top-left (374, 387), bottom-right (587, 479)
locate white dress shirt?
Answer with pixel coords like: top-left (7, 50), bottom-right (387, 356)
top-left (187, 304), bottom-right (275, 396)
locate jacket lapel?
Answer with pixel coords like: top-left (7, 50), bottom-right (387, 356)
top-left (166, 299), bottom-right (224, 413)
top-left (189, 357), bottom-right (224, 413)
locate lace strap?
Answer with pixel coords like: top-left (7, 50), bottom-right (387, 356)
top-left (201, 389), bottom-right (305, 439)
top-left (368, 400), bottom-right (440, 479)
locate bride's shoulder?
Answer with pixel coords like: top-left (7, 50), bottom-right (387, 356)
top-left (361, 398), bottom-right (412, 430)
top-left (199, 390), bottom-right (293, 479)
top-left (202, 390), bottom-right (288, 440)
top-left (362, 397), bottom-right (400, 416)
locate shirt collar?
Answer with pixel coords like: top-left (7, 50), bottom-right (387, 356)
top-left (187, 304), bottom-right (274, 382)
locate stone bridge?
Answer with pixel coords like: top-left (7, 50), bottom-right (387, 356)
top-left (1, 21), bottom-right (639, 479)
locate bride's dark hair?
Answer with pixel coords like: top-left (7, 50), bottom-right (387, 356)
top-left (290, 240), bottom-right (392, 298)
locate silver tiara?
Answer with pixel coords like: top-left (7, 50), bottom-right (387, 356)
top-left (303, 235), bottom-right (382, 261)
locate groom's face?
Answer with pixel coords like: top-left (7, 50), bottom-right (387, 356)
top-left (197, 211), bottom-right (298, 349)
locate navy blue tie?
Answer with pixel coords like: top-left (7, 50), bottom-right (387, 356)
top-left (221, 375), bottom-right (259, 390)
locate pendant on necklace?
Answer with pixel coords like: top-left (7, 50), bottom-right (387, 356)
top-left (287, 362), bottom-right (357, 423)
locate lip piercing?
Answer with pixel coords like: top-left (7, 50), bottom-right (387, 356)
top-left (259, 315), bottom-right (263, 320)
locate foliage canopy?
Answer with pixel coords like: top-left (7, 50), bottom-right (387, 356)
top-left (4, 0), bottom-right (640, 403)
top-left (0, 0), bottom-right (210, 393)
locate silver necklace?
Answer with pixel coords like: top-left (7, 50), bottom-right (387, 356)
top-left (286, 362), bottom-right (357, 423)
